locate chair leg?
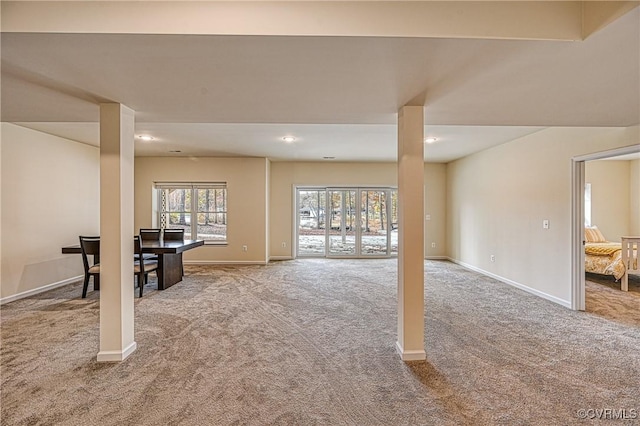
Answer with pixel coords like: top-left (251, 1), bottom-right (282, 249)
top-left (138, 274), bottom-right (144, 297)
top-left (82, 275), bottom-right (90, 298)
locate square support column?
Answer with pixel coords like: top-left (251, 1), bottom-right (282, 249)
top-left (97, 103), bottom-right (136, 362)
top-left (396, 105), bottom-right (426, 361)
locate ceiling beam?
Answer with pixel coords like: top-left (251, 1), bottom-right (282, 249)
top-left (582, 1), bottom-right (640, 38)
top-left (2, 1), bottom-right (587, 41)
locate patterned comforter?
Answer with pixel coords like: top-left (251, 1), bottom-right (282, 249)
top-left (585, 242), bottom-right (628, 280)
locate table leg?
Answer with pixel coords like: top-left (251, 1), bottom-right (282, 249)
top-left (156, 253), bottom-right (183, 290)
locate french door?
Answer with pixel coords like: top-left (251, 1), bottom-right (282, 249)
top-left (297, 187), bottom-right (397, 258)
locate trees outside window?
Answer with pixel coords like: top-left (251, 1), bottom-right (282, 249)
top-left (157, 183), bottom-right (227, 243)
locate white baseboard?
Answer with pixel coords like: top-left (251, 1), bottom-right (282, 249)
top-left (97, 341), bottom-right (137, 362)
top-left (183, 260), bottom-right (267, 265)
top-left (448, 257), bottom-right (571, 308)
top-left (0, 275), bottom-right (83, 305)
top-left (395, 341), bottom-right (426, 361)
top-left (269, 256), bottom-right (294, 261)
top-left (425, 256), bottom-right (448, 260)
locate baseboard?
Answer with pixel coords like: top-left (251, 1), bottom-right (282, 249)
top-left (97, 341), bottom-right (137, 362)
top-left (448, 258), bottom-right (571, 308)
top-left (425, 256), bottom-right (448, 260)
top-left (183, 260), bottom-right (268, 265)
top-left (269, 256), bottom-right (294, 261)
top-left (395, 341), bottom-right (426, 361)
top-left (0, 275), bottom-right (83, 305)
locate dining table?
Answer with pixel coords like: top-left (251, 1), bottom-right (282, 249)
top-left (62, 239), bottom-right (204, 290)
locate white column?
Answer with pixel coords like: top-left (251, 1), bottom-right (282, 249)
top-left (396, 105), bottom-right (426, 361)
top-left (97, 103), bottom-right (136, 362)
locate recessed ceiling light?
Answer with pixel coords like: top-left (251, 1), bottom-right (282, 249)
top-left (424, 137), bottom-right (438, 144)
top-left (282, 136), bottom-right (296, 143)
top-left (138, 134), bottom-right (154, 141)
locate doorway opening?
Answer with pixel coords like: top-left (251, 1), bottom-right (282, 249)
top-left (296, 187), bottom-right (398, 258)
top-left (571, 145), bottom-right (640, 311)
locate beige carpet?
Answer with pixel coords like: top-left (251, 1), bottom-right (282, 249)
top-left (586, 272), bottom-right (640, 328)
top-left (1, 260), bottom-right (639, 425)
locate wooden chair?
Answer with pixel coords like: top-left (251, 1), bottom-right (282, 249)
top-left (134, 235), bottom-right (158, 297)
top-left (163, 228), bottom-right (185, 276)
top-left (79, 236), bottom-right (100, 298)
top-left (138, 228), bottom-right (161, 261)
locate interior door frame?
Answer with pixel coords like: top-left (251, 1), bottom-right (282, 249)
top-left (570, 144), bottom-right (640, 310)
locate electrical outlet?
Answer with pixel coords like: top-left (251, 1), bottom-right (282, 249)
top-left (490, 254), bottom-right (495, 262)
top-left (282, 242), bottom-right (287, 248)
top-left (425, 214), bottom-right (431, 221)
top-left (431, 242), bottom-right (436, 248)
top-left (543, 219), bottom-right (550, 229)
top-left (242, 245), bottom-right (248, 252)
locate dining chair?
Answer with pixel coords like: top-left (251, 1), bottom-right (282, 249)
top-left (162, 228), bottom-right (185, 276)
top-left (138, 228), bottom-right (161, 261)
top-left (134, 235), bottom-right (158, 297)
top-left (79, 236), bottom-right (100, 298)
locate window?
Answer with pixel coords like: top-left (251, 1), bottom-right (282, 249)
top-left (156, 183), bottom-right (227, 243)
top-left (584, 183), bottom-right (592, 227)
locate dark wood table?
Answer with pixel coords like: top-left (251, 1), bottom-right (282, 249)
top-left (62, 239), bottom-right (204, 290)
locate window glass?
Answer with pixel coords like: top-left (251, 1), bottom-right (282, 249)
top-left (195, 188), bottom-right (227, 241)
top-left (157, 183), bottom-right (227, 243)
top-left (584, 183), bottom-right (592, 227)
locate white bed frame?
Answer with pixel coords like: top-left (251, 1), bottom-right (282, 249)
top-left (621, 237), bottom-right (640, 291)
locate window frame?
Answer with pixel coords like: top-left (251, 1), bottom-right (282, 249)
top-left (156, 182), bottom-right (228, 245)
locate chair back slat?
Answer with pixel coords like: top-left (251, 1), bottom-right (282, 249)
top-left (140, 228), bottom-right (162, 241)
top-left (163, 228), bottom-right (185, 241)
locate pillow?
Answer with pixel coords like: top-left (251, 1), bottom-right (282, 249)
top-left (585, 226), bottom-right (607, 243)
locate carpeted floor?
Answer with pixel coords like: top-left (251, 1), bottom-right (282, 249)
top-left (1, 260), bottom-right (639, 425)
top-left (586, 272), bottom-right (640, 328)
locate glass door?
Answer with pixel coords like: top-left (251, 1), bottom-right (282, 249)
top-left (297, 189), bottom-right (326, 256)
top-left (360, 189), bottom-right (390, 256)
top-left (327, 189), bottom-right (357, 256)
top-left (296, 187), bottom-right (397, 258)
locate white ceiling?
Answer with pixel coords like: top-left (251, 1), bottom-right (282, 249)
top-left (2, 5), bottom-right (639, 162)
top-left (14, 122), bottom-right (546, 162)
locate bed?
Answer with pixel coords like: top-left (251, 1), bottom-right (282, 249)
top-left (585, 226), bottom-right (640, 291)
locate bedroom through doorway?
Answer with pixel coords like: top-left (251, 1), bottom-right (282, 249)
top-left (571, 145), bottom-right (640, 324)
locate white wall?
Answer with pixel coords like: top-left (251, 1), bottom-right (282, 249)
top-left (1, 123), bottom-right (100, 301)
top-left (269, 161), bottom-right (447, 259)
top-left (446, 126), bottom-right (639, 305)
top-left (585, 160), bottom-right (631, 241)
top-left (134, 157), bottom-right (269, 263)
top-left (630, 159), bottom-right (640, 235)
